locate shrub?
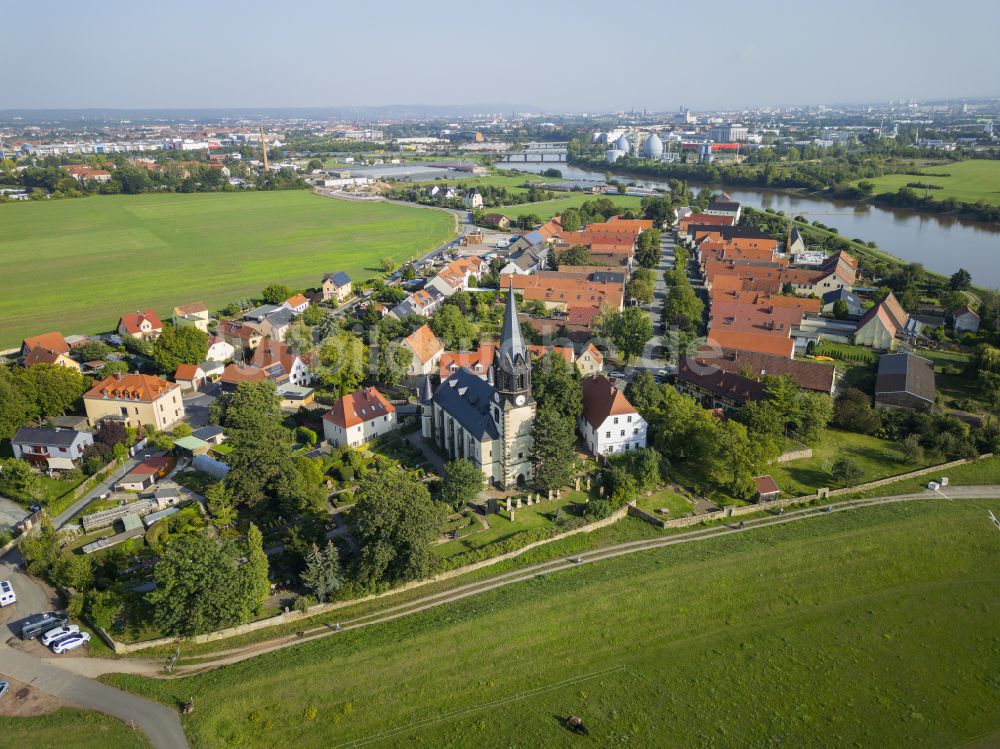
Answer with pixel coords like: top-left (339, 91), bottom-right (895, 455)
top-left (292, 594), bottom-right (315, 613)
top-left (303, 706), bottom-right (318, 722)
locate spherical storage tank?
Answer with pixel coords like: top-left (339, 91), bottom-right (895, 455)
top-left (614, 134), bottom-right (630, 153)
top-left (642, 132), bottom-right (663, 158)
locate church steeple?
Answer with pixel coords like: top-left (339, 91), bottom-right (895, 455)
top-left (494, 280), bottom-right (531, 399)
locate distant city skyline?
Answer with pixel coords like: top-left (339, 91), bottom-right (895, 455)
top-left (8, 0), bottom-right (999, 112)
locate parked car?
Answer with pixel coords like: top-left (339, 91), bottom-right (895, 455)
top-left (0, 681), bottom-right (8, 700)
top-left (40, 624), bottom-right (81, 648)
top-left (19, 612), bottom-right (69, 641)
top-left (51, 632), bottom-right (91, 655)
top-left (610, 370), bottom-right (627, 379)
top-left (0, 580), bottom-right (16, 607)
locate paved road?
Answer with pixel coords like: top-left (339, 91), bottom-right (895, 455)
top-left (0, 647), bottom-right (187, 749)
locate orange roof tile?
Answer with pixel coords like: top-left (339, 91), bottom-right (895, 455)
top-left (22, 332), bottom-right (69, 355)
top-left (404, 324), bottom-right (444, 364)
top-left (323, 387), bottom-right (395, 428)
top-left (581, 375), bottom-right (638, 428)
top-left (85, 373), bottom-right (179, 402)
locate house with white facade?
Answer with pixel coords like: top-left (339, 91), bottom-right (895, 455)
top-left (322, 387), bottom-right (398, 448)
top-left (12, 426), bottom-right (94, 472)
top-left (578, 375), bottom-right (647, 456)
top-left (206, 335), bottom-right (236, 363)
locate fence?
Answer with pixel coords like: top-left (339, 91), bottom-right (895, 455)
top-left (627, 453), bottom-right (994, 532)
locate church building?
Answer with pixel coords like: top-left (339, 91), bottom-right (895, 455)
top-left (420, 284), bottom-right (536, 489)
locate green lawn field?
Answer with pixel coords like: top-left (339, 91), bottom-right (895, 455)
top-left (859, 160), bottom-right (1000, 207)
top-left (496, 193), bottom-right (645, 221)
top-left (0, 192), bottom-right (454, 349)
top-left (0, 708), bottom-right (150, 748)
top-left (107, 499), bottom-right (1000, 748)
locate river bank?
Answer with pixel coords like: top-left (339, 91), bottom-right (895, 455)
top-left (511, 160), bottom-right (1000, 288)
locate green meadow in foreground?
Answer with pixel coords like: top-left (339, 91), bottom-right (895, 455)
top-left (0, 191), bottom-right (453, 348)
top-left (107, 499), bottom-right (1000, 748)
top-left (0, 708), bottom-right (150, 748)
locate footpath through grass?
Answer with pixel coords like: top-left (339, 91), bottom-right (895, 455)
top-left (0, 708), bottom-right (151, 748)
top-left (0, 191), bottom-right (453, 348)
top-left (107, 500), bottom-right (1000, 748)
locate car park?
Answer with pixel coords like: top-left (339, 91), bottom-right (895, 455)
top-left (19, 612), bottom-right (69, 641)
top-left (0, 580), bottom-right (16, 607)
top-left (40, 624), bottom-right (81, 647)
top-left (51, 632), bottom-right (91, 654)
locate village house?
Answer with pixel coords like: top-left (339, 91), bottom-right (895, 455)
top-left (219, 363), bottom-right (268, 392)
top-left (576, 342), bottom-right (604, 376)
top-left (322, 387), bottom-right (397, 448)
top-left (952, 305), bottom-right (980, 333)
top-left (12, 426), bottom-right (94, 472)
top-left (390, 287), bottom-right (445, 319)
top-left (20, 332), bottom-right (70, 360)
top-left (84, 372), bottom-right (185, 430)
top-left (401, 324), bottom-right (444, 377)
top-left (463, 188), bottom-right (483, 209)
top-left (65, 165), bottom-right (112, 183)
top-left (218, 320), bottom-right (263, 353)
top-left (251, 339), bottom-right (311, 386)
top-left (854, 292), bottom-right (909, 350)
top-left (23, 344), bottom-right (81, 371)
top-left (206, 335), bottom-right (236, 362)
top-left (705, 199), bottom-right (742, 222)
top-left (117, 310), bottom-right (163, 340)
top-left (282, 294), bottom-right (310, 315)
top-left (423, 256), bottom-right (490, 299)
top-left (875, 353), bottom-right (936, 411)
top-left (674, 360), bottom-right (767, 414)
top-left (481, 213), bottom-right (511, 229)
top-left (173, 363), bottom-right (208, 392)
top-left (172, 301), bottom-right (210, 333)
top-left (321, 272), bottom-right (353, 304)
top-left (578, 375), bottom-right (647, 456)
top-left (689, 348), bottom-right (836, 395)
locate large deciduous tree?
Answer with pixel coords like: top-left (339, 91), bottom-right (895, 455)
top-left (223, 381), bottom-right (290, 507)
top-left (351, 466), bottom-right (445, 585)
top-left (440, 458), bottom-right (484, 510)
top-left (531, 406), bottom-right (577, 491)
top-left (151, 325), bottom-right (209, 374)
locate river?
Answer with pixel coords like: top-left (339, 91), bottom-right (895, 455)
top-left (511, 161), bottom-right (1000, 288)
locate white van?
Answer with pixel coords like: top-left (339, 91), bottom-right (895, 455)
top-left (0, 580), bottom-right (16, 607)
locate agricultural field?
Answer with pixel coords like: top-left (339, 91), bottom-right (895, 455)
top-left (0, 191), bottom-right (454, 349)
top-left (858, 159), bottom-right (1000, 207)
top-left (107, 499), bottom-right (1000, 748)
top-left (496, 192), bottom-right (645, 221)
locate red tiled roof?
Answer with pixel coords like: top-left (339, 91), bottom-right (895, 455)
top-left (220, 363), bottom-right (267, 386)
top-left (754, 475), bottom-right (780, 496)
top-left (174, 363), bottom-right (201, 381)
top-left (705, 329), bottom-right (795, 358)
top-left (85, 373), bottom-right (179, 402)
top-left (404, 324), bottom-right (444, 364)
top-left (119, 310), bottom-right (163, 334)
top-left (285, 294), bottom-right (308, 308)
top-left (323, 387), bottom-right (395, 429)
top-left (23, 332), bottom-right (69, 355)
top-left (581, 375), bottom-right (637, 428)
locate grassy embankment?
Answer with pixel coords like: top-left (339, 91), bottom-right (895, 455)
top-left (106, 499), bottom-right (1000, 748)
top-left (0, 708), bottom-right (151, 748)
top-left (857, 159), bottom-right (1000, 208)
top-left (0, 191), bottom-right (453, 349)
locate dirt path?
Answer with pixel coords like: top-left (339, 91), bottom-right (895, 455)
top-left (147, 487), bottom-right (1000, 675)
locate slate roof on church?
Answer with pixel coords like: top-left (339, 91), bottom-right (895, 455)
top-left (432, 368), bottom-right (500, 440)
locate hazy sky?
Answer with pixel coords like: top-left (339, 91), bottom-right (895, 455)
top-left (8, 0), bottom-right (999, 111)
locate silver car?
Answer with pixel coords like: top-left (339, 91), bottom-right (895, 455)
top-left (40, 624), bottom-right (81, 648)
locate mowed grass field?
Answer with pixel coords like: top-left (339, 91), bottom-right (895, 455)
top-left (0, 708), bottom-right (151, 748)
top-left (858, 159), bottom-right (1000, 207)
top-left (107, 500), bottom-right (1000, 748)
top-left (496, 192), bottom-right (645, 221)
top-left (0, 192), bottom-right (453, 349)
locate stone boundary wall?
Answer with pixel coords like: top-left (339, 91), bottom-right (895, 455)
top-left (101, 502), bottom-right (632, 654)
top-left (774, 447), bottom-right (813, 463)
top-left (626, 454), bottom-right (994, 532)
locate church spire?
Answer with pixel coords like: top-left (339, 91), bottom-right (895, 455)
top-left (495, 278), bottom-right (531, 398)
top-left (499, 278), bottom-right (527, 368)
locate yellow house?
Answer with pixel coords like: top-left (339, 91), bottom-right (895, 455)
top-left (23, 347), bottom-right (82, 372)
top-left (84, 372), bottom-right (185, 431)
top-left (173, 301), bottom-right (210, 333)
top-left (322, 272), bottom-right (353, 304)
top-left (576, 342), bottom-right (604, 376)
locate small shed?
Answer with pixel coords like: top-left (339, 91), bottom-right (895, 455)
top-left (753, 475), bottom-right (781, 502)
top-left (173, 435), bottom-right (211, 456)
top-left (120, 513), bottom-right (143, 533)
